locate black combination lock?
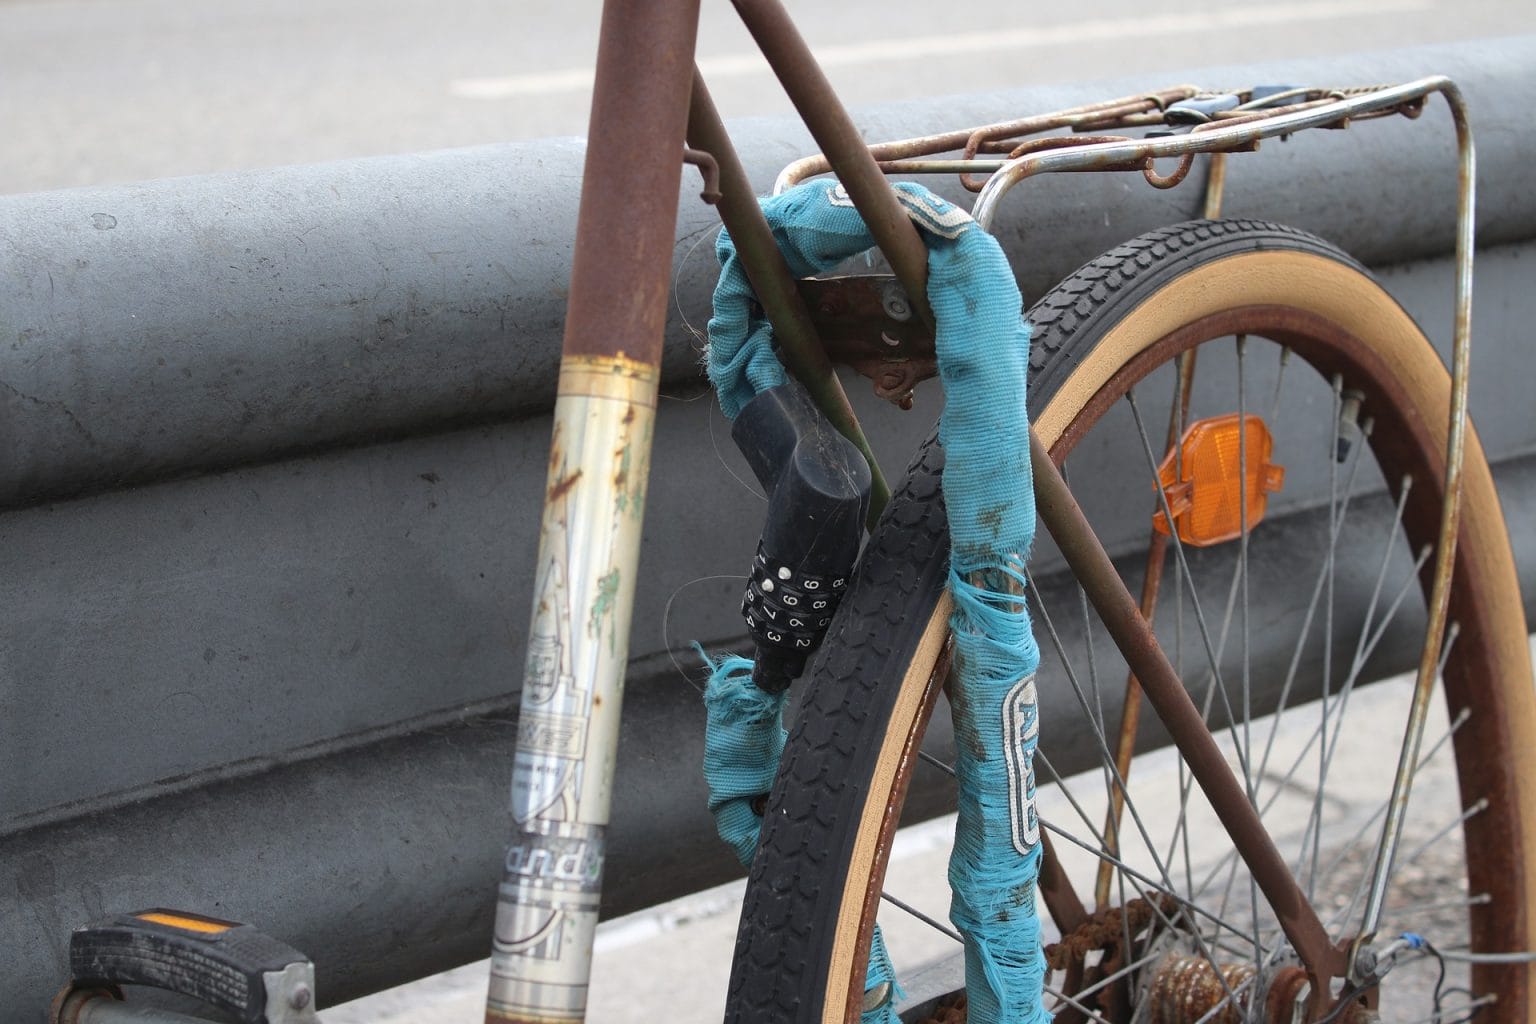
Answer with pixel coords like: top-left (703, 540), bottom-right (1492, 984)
top-left (732, 381), bottom-right (871, 692)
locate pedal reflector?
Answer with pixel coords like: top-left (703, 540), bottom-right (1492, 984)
top-left (134, 909), bottom-right (236, 935)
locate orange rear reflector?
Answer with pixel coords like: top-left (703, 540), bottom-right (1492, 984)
top-left (136, 910), bottom-right (236, 935)
top-left (1152, 413), bottom-right (1285, 547)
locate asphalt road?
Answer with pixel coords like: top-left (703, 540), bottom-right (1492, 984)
top-left (2, 0), bottom-right (1532, 195)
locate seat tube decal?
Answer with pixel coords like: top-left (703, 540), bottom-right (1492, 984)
top-left (487, 355), bottom-right (658, 1021)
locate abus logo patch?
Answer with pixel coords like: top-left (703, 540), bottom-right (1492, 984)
top-left (1003, 674), bottom-right (1040, 855)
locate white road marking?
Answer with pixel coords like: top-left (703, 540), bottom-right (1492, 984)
top-left (449, 0), bottom-right (1434, 100)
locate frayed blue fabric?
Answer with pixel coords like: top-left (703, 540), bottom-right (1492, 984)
top-left (925, 189), bottom-right (1046, 1024)
top-left (947, 575), bottom-right (1047, 1024)
top-left (699, 648), bottom-right (785, 867)
top-left (708, 180), bottom-right (970, 421)
top-left (702, 179), bottom-right (1045, 1023)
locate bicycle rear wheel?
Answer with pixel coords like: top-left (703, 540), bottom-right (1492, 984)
top-left (724, 219), bottom-right (1535, 1022)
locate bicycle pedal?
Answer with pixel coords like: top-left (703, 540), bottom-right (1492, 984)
top-left (66, 909), bottom-right (318, 1024)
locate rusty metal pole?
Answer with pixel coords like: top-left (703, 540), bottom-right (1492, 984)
top-left (484, 0), bottom-right (701, 1020)
top-left (730, 0), bottom-right (935, 332)
top-left (1351, 82), bottom-right (1478, 980)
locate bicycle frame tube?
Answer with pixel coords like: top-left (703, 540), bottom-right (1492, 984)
top-left (484, 1), bottom-right (699, 1020)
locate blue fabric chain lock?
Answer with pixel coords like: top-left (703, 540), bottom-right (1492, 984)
top-left (700, 179), bottom-right (1046, 1024)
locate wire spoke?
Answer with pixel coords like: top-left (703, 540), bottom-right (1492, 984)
top-left (1396, 994), bottom-right (1496, 1024)
top-left (1062, 458), bottom-right (1126, 922)
top-left (1237, 335), bottom-right (1252, 797)
top-left (1349, 467), bottom-right (1409, 675)
top-left (1040, 815), bottom-right (1258, 959)
top-left (1295, 595), bottom-right (1451, 934)
top-left (1295, 540), bottom-right (1434, 896)
top-left (1037, 750), bottom-right (1259, 963)
top-left (919, 749), bottom-right (956, 777)
top-left (1189, 971), bottom-right (1261, 1024)
top-left (1125, 388), bottom-right (1253, 783)
top-left (1269, 346), bottom-right (1292, 422)
top-left (1063, 948), bottom-right (1166, 1007)
top-left (1187, 705), bottom-right (1470, 924)
top-left (1236, 336), bottom-right (1265, 994)
top-left (1313, 708), bottom-right (1474, 934)
top-left (1324, 795), bottom-right (1487, 939)
top-left (1036, 750), bottom-right (1178, 936)
top-left (1259, 568), bottom-right (1449, 884)
top-left (1323, 646), bottom-right (1471, 938)
top-left (1316, 543), bottom-right (1435, 772)
top-left (1252, 426), bottom-right (1375, 792)
top-left (1043, 981), bottom-right (1117, 1024)
top-left (1028, 579), bottom-right (1228, 948)
top-left (1397, 892), bottom-right (1490, 919)
top-left (880, 890), bottom-right (962, 944)
top-left (1398, 798), bottom-right (1485, 873)
top-left (1307, 373), bottom-right (1346, 903)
